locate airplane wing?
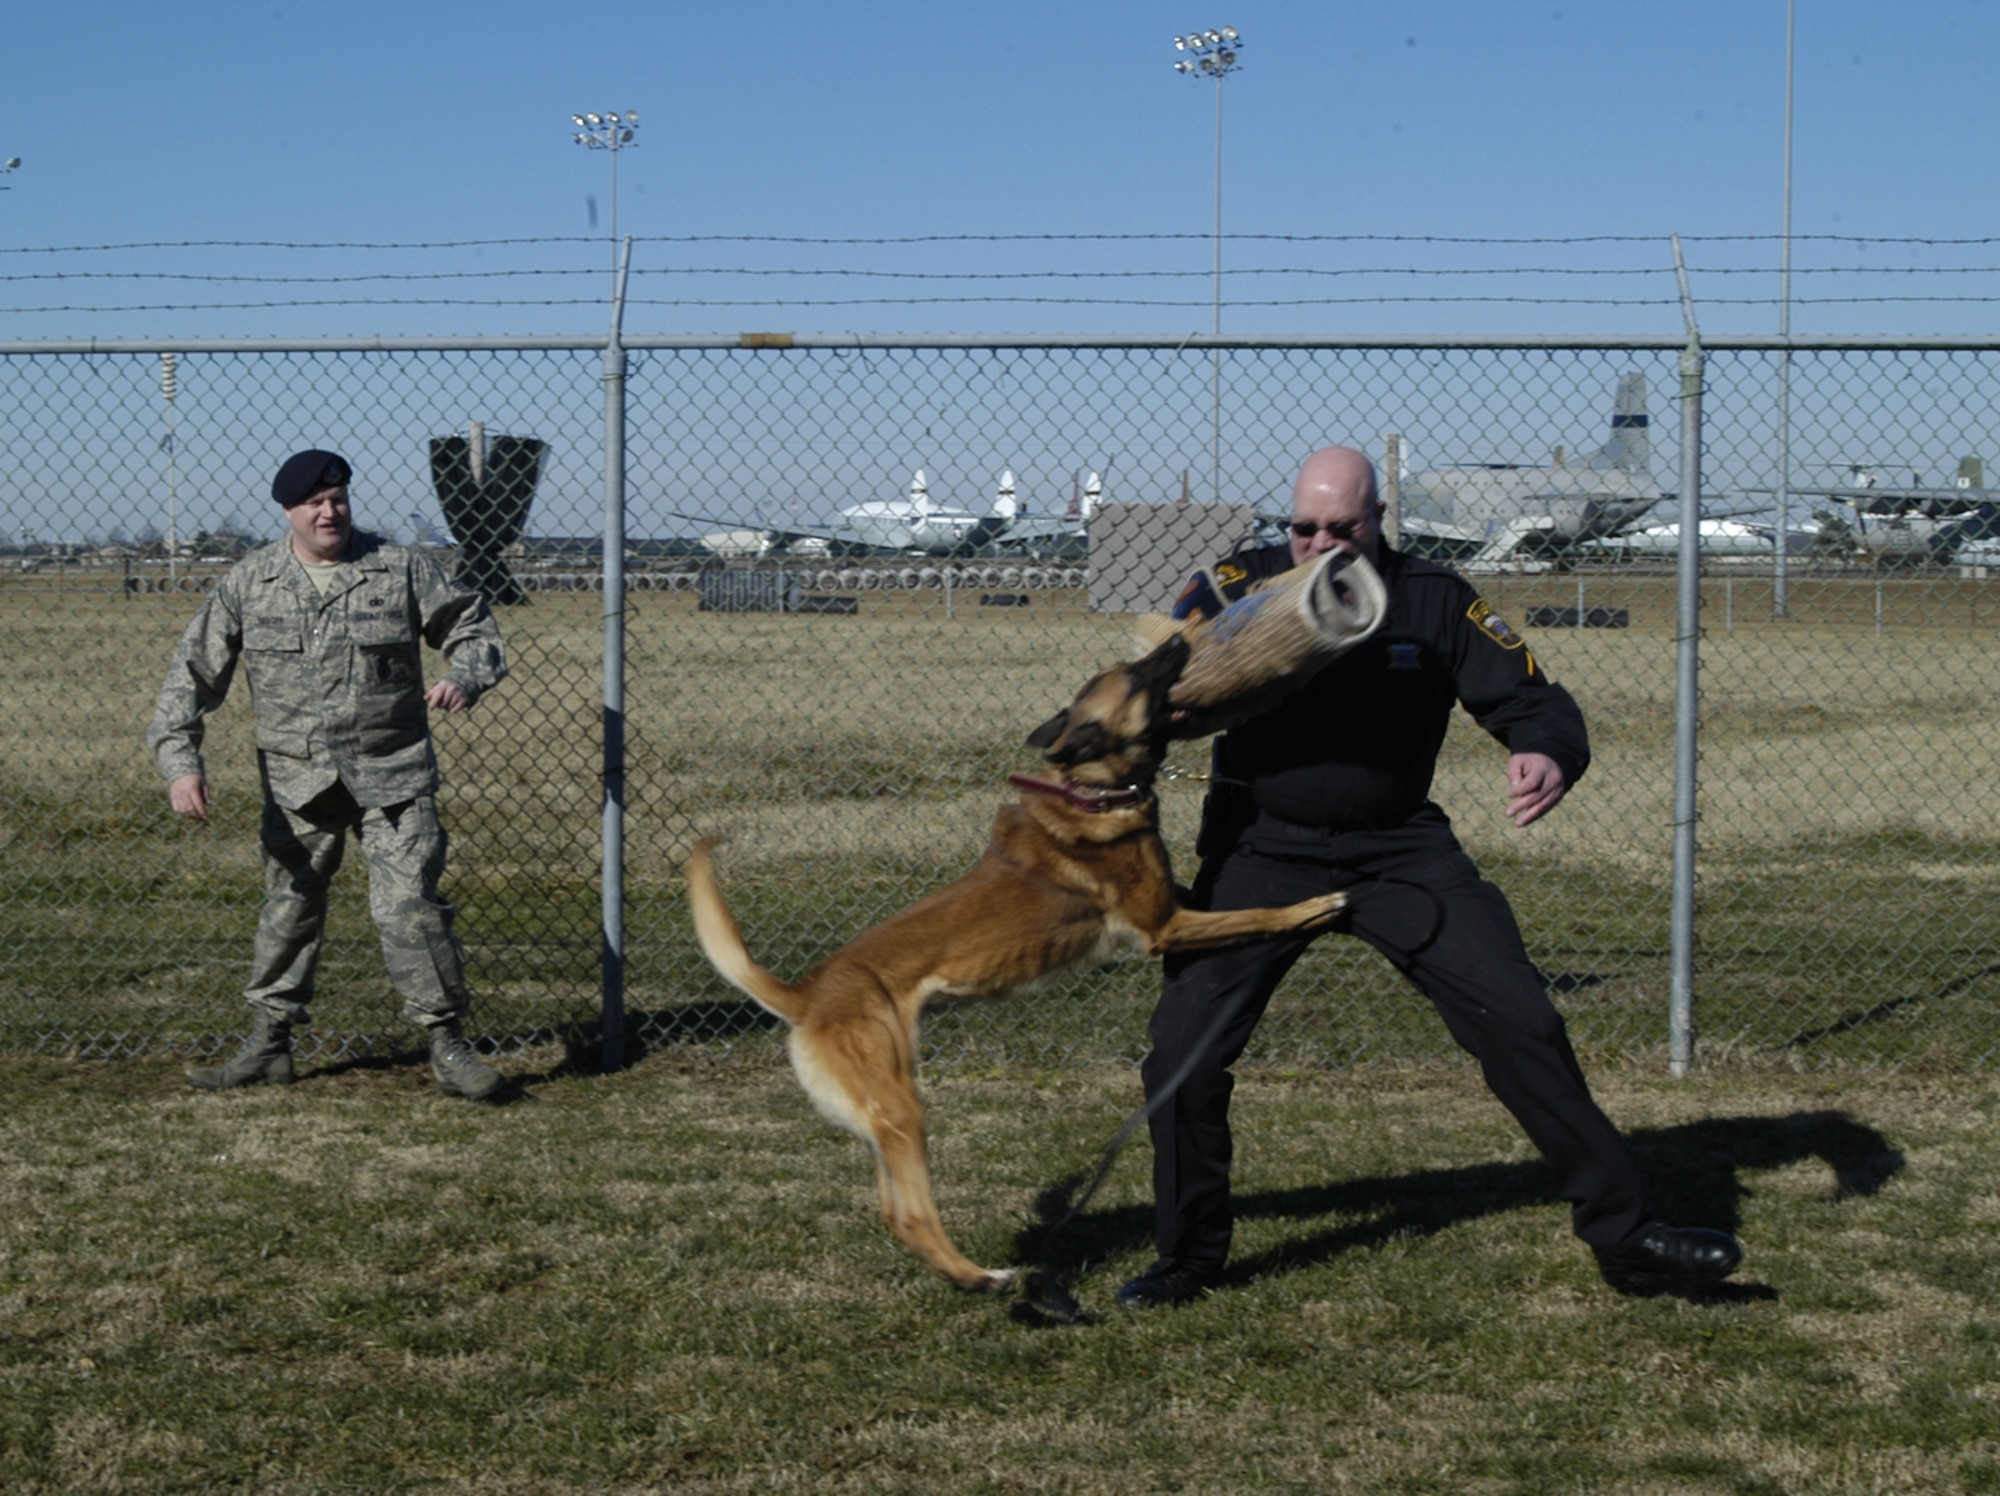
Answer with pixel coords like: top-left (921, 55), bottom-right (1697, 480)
top-left (1739, 486), bottom-right (1991, 517)
top-left (656, 508), bottom-right (902, 558)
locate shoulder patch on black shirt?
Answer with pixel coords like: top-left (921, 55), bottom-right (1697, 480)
top-left (1467, 598), bottom-right (1524, 650)
top-left (1214, 561), bottom-right (1248, 590)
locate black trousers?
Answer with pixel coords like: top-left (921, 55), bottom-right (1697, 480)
top-left (1142, 806), bottom-right (1651, 1263)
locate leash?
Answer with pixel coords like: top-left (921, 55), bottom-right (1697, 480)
top-left (1018, 869), bottom-right (1446, 1324)
top-left (1021, 969), bottom-right (1264, 1323)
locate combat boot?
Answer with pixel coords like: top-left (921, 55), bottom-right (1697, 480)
top-left (428, 1021), bottom-right (505, 1101)
top-left (189, 1012), bottom-right (295, 1091)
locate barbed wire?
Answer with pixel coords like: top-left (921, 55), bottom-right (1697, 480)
top-left (5, 232), bottom-right (2000, 253)
top-left (4, 234), bottom-right (1994, 322)
top-left (8, 264), bottom-right (2000, 287)
top-left (9, 295), bottom-right (2000, 316)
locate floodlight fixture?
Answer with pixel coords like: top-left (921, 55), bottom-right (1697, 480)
top-left (1168, 26), bottom-right (1245, 504)
top-left (570, 108), bottom-right (642, 297)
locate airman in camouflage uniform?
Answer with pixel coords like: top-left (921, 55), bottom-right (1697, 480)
top-left (148, 449), bottom-right (510, 1100)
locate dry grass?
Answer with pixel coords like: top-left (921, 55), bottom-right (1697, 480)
top-left (20, 572), bottom-right (1991, 855)
top-left (2, 572), bottom-right (1996, 1069)
top-left (1, 1052), bottom-right (1997, 1493)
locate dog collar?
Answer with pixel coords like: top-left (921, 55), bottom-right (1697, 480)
top-left (1007, 772), bottom-right (1148, 813)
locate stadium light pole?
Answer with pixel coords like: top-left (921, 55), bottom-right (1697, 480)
top-left (1773, 0), bottom-right (1795, 620)
top-left (571, 111), bottom-right (639, 298)
top-left (160, 353), bottom-right (180, 583)
top-left (1174, 27), bottom-right (1244, 504)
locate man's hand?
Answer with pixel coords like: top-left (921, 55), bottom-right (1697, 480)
top-left (1506, 752), bottom-right (1568, 828)
top-left (425, 680), bottom-right (469, 714)
top-left (168, 773), bottom-right (210, 822)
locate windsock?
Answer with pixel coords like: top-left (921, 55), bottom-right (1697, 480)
top-left (1134, 550), bottom-right (1389, 738)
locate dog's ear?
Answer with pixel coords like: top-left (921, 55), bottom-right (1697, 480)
top-left (1025, 708), bottom-right (1070, 750)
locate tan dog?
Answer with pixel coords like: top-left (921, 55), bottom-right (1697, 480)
top-left (686, 635), bottom-right (1347, 1291)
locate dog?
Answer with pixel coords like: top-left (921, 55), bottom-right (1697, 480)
top-left (685, 634), bottom-right (1348, 1291)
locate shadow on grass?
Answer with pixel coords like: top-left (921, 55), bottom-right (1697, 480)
top-left (272, 999), bottom-right (780, 1099)
top-left (522, 1000), bottom-right (781, 1080)
top-left (1779, 962), bottom-right (2000, 1052)
top-left (1013, 1110), bottom-right (1903, 1313)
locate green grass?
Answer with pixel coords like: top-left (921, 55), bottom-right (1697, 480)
top-left (3, 1053), bottom-right (1997, 1493)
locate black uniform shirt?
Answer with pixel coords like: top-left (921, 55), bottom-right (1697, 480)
top-left (1204, 544), bottom-right (1589, 832)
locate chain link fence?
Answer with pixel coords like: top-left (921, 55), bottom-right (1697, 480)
top-left (1, 338), bottom-right (1994, 1072)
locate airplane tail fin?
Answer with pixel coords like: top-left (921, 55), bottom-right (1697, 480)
top-left (1591, 372), bottom-right (1651, 475)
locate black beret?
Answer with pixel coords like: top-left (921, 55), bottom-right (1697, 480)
top-left (271, 449), bottom-right (353, 507)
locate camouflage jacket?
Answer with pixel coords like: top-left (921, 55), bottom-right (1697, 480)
top-left (147, 532), bottom-right (508, 809)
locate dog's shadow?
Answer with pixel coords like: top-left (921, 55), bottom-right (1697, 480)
top-left (1012, 1109), bottom-right (1902, 1310)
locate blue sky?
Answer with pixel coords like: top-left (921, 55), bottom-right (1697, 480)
top-left (4, 0), bottom-right (1996, 342)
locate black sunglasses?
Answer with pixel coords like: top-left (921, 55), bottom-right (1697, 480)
top-left (1289, 511), bottom-right (1376, 541)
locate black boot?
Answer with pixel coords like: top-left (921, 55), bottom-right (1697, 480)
top-left (189, 1012), bottom-right (295, 1091)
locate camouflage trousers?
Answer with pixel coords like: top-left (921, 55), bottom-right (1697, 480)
top-left (244, 784), bottom-right (470, 1029)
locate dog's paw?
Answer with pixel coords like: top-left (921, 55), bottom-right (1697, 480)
top-left (974, 1268), bottom-right (1018, 1292)
top-left (1298, 891), bottom-right (1348, 928)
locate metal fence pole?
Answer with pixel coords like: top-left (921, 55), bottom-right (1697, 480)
top-left (1669, 237), bottom-right (1705, 1078)
top-left (600, 240), bottom-right (632, 1071)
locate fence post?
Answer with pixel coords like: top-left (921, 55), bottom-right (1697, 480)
top-left (1669, 237), bottom-right (1704, 1078)
top-left (600, 240), bottom-right (633, 1072)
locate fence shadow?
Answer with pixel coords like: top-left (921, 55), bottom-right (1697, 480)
top-left (1779, 962), bottom-right (2000, 1053)
top-left (532, 999), bottom-right (781, 1078)
top-left (1013, 1110), bottom-right (1903, 1306)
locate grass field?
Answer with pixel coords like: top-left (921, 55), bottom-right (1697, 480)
top-left (3, 1051), bottom-right (1997, 1494)
top-left (1, 568), bottom-right (1996, 1069)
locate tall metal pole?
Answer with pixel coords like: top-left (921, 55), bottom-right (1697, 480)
top-left (1773, 0), bottom-right (1796, 619)
top-left (1669, 235), bottom-right (1704, 1079)
top-left (572, 108), bottom-right (639, 1069)
top-left (160, 353), bottom-right (179, 583)
top-left (1175, 28), bottom-right (1243, 504)
top-left (572, 110), bottom-right (640, 303)
top-left (1211, 72), bottom-right (1224, 505)
top-left (1784, 0), bottom-right (1800, 620)
top-left (600, 239), bottom-right (632, 1072)
top-left (609, 141), bottom-right (621, 295)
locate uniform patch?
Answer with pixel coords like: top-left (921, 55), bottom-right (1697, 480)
top-left (1387, 642), bottom-right (1421, 671)
top-left (1468, 598), bottom-right (1539, 675)
top-left (1214, 562), bottom-right (1248, 589)
top-left (1467, 599), bottom-right (1524, 649)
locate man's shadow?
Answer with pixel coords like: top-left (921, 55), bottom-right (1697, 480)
top-left (1013, 1110), bottom-right (1902, 1310)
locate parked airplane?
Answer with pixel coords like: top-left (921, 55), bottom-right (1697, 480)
top-left (840, 468), bottom-right (1010, 553)
top-left (689, 469), bottom-right (1017, 558)
top-left (1399, 373), bottom-right (1663, 568)
top-left (1588, 516), bottom-right (1815, 561)
top-left (990, 469), bottom-right (1100, 558)
top-left (1744, 459), bottom-right (1998, 563)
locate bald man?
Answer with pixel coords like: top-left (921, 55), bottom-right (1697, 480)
top-left (1117, 446), bottom-right (1741, 1307)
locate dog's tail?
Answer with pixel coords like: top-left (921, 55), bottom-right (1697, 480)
top-left (686, 836), bottom-right (809, 1025)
